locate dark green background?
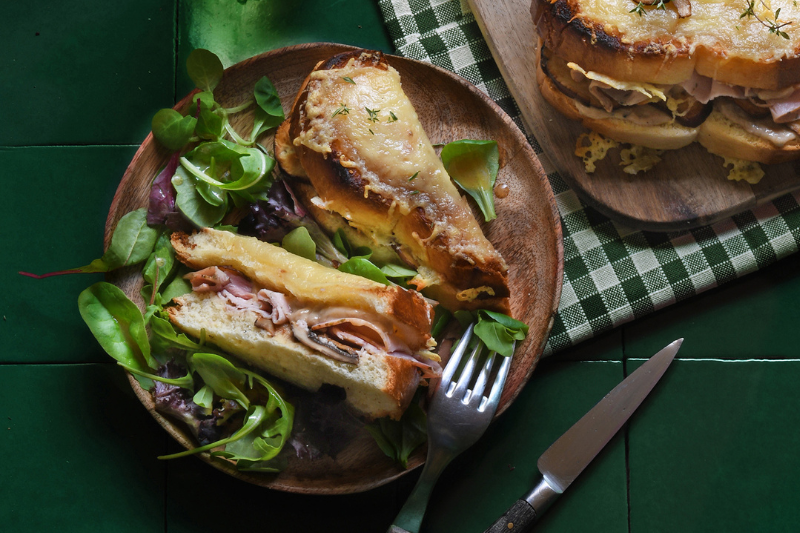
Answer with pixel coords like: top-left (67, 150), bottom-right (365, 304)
top-left (3, 1), bottom-right (800, 531)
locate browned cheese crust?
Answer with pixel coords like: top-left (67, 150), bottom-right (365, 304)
top-left (279, 49), bottom-right (510, 313)
top-left (532, 0), bottom-right (800, 90)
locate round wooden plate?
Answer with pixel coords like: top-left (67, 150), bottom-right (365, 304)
top-left (105, 42), bottom-right (563, 494)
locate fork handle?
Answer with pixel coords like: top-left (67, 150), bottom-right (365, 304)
top-left (387, 446), bottom-right (453, 533)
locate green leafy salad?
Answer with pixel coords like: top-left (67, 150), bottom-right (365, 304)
top-left (21, 48), bottom-right (527, 472)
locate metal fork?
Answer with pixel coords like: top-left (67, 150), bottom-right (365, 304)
top-left (388, 323), bottom-right (514, 533)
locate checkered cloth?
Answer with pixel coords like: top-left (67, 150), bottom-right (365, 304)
top-left (378, 0), bottom-right (800, 354)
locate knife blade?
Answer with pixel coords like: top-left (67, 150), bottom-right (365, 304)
top-left (483, 339), bottom-right (682, 533)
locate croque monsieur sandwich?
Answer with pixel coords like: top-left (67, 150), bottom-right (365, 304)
top-left (532, 0), bottom-right (800, 171)
top-left (167, 228), bottom-right (438, 420)
top-left (275, 50), bottom-right (510, 313)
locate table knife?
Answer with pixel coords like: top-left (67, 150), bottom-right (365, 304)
top-left (484, 339), bottom-right (682, 533)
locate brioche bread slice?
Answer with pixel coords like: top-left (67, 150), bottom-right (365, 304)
top-left (166, 228), bottom-right (435, 420)
top-left (277, 49), bottom-right (510, 313)
top-left (698, 105), bottom-right (800, 164)
top-left (532, 0), bottom-right (800, 89)
top-left (168, 293), bottom-right (420, 420)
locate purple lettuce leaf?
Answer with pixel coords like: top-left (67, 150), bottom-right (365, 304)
top-left (146, 153), bottom-right (180, 226)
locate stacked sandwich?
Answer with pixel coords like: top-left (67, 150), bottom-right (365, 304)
top-left (532, 0), bottom-right (800, 176)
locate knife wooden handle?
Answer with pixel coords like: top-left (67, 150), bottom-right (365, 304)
top-left (483, 499), bottom-right (537, 532)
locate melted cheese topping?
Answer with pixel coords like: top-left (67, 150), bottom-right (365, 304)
top-left (568, 62), bottom-right (667, 101)
top-left (296, 57), bottom-right (493, 258)
top-left (573, 0), bottom-right (799, 62)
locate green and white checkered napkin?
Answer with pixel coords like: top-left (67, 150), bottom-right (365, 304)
top-left (378, 0), bottom-right (800, 354)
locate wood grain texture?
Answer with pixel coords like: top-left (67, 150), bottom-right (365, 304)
top-left (468, 0), bottom-right (800, 232)
top-left (104, 43), bottom-right (563, 494)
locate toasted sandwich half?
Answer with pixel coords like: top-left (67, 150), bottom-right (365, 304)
top-left (533, 0), bottom-right (800, 165)
top-left (167, 228), bottom-right (438, 420)
top-left (274, 49), bottom-right (510, 313)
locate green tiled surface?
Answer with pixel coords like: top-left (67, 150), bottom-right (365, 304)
top-left (0, 364), bottom-right (165, 532)
top-left (628, 359), bottom-right (800, 532)
top-left (4, 0), bottom-right (800, 532)
top-left (2, 146), bottom-right (136, 363)
top-left (1, 0), bottom-right (176, 146)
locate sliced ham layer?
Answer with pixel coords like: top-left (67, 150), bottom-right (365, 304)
top-left (183, 266), bottom-right (438, 375)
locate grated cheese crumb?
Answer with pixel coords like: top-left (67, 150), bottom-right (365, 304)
top-left (723, 157), bottom-right (765, 184)
top-left (575, 131), bottom-right (618, 173)
top-left (620, 145), bottom-right (664, 174)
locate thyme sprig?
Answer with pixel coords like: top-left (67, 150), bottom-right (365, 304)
top-left (740, 0), bottom-right (793, 39)
top-left (366, 107), bottom-right (381, 122)
top-left (630, 2), bottom-right (647, 16)
top-left (332, 103), bottom-right (350, 118)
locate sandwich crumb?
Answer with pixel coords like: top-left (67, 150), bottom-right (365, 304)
top-left (575, 131), bottom-right (618, 173)
top-left (722, 157), bottom-right (765, 184)
top-left (620, 145), bottom-right (664, 174)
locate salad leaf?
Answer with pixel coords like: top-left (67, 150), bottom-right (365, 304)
top-left (188, 353), bottom-right (250, 408)
top-left (185, 139), bottom-right (244, 165)
top-left (467, 309), bottom-right (528, 357)
top-left (147, 154), bottom-right (180, 225)
top-left (142, 232), bottom-right (176, 295)
top-left (159, 271), bottom-right (192, 304)
top-left (196, 106), bottom-right (223, 140)
top-left (366, 392), bottom-right (427, 469)
top-left (254, 76), bottom-right (284, 121)
top-left (440, 139), bottom-right (499, 222)
top-left (172, 167), bottom-right (228, 228)
top-left (152, 109), bottom-right (197, 152)
top-left (78, 282), bottom-right (157, 372)
top-left (186, 48), bottom-right (224, 93)
top-left (380, 264), bottom-right (418, 280)
top-left (338, 257), bottom-right (391, 285)
top-left (250, 76), bottom-right (285, 141)
top-left (120, 364), bottom-right (194, 391)
top-left (102, 209), bottom-right (160, 270)
top-left (333, 228), bottom-right (371, 259)
top-left (159, 404), bottom-right (267, 460)
top-left (282, 227), bottom-right (316, 261)
top-left (192, 384), bottom-right (215, 409)
top-left (193, 90), bottom-right (215, 110)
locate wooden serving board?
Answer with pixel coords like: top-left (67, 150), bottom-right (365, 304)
top-left (468, 0), bottom-right (800, 232)
top-left (106, 43), bottom-right (563, 494)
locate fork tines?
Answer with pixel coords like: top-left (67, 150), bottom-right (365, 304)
top-left (444, 324), bottom-right (513, 413)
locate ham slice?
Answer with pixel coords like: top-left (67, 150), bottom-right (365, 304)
top-left (183, 266), bottom-right (437, 372)
top-left (680, 71), bottom-right (745, 104)
top-left (766, 88), bottom-right (800, 124)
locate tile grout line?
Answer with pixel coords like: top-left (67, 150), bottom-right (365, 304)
top-left (0, 144), bottom-right (140, 149)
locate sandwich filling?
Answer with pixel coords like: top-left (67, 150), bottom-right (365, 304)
top-left (540, 47), bottom-right (800, 147)
top-left (187, 266), bottom-right (441, 377)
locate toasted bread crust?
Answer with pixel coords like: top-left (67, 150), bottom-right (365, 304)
top-left (286, 49), bottom-right (510, 313)
top-left (532, 0), bottom-right (800, 89)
